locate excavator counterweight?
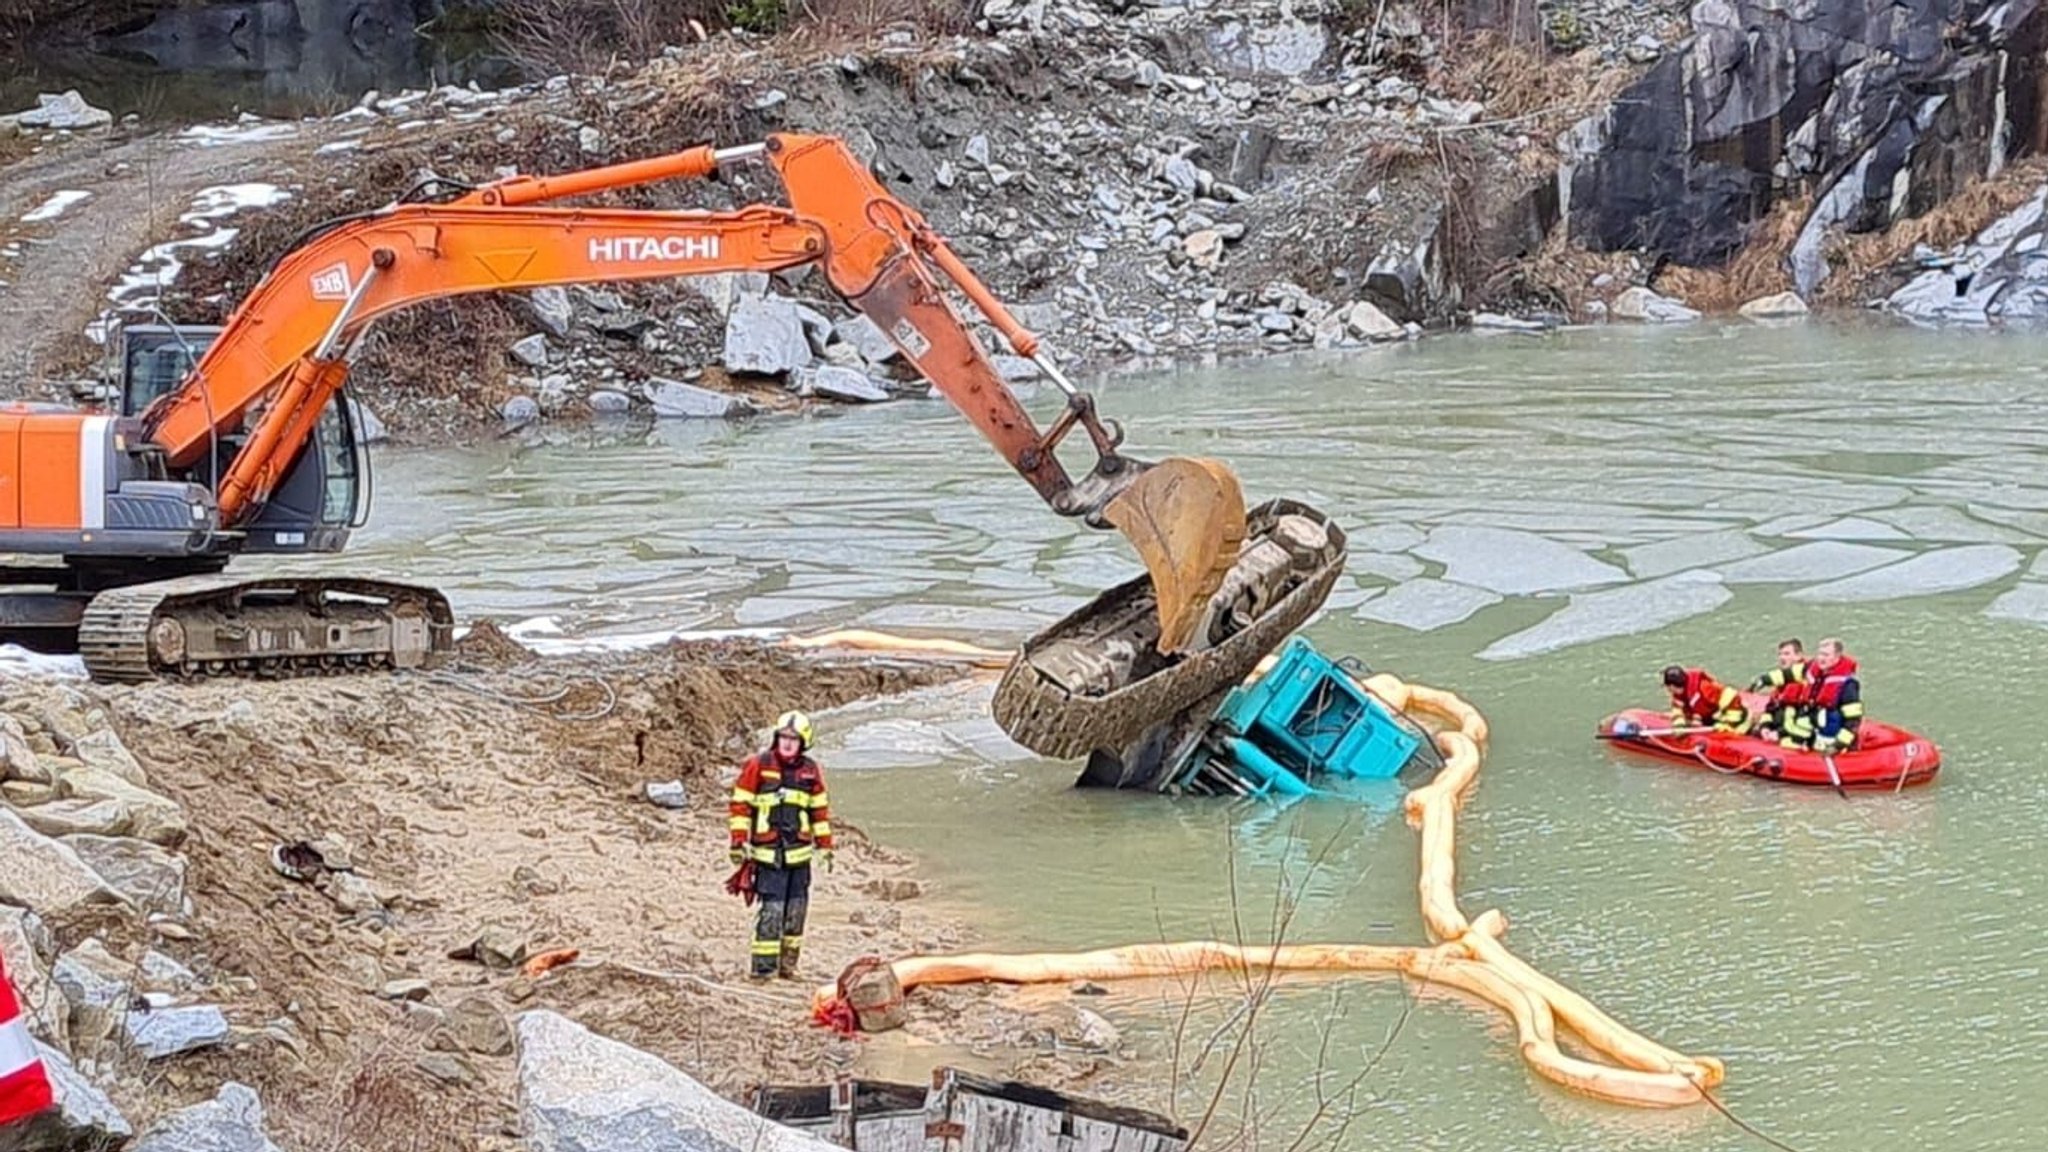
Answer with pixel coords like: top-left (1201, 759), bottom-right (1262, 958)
top-left (0, 133), bottom-right (1334, 756)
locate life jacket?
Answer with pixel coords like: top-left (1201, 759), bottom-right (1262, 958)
top-left (1809, 656), bottom-right (1860, 710)
top-left (1669, 668), bottom-right (1731, 721)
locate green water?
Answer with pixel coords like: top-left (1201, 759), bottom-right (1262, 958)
top-left (311, 321), bottom-right (2048, 1149)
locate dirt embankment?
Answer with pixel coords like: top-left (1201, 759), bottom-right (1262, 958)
top-left (6, 629), bottom-right (1118, 1149)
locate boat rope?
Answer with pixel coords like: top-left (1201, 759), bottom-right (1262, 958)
top-left (811, 671), bottom-right (1735, 1111)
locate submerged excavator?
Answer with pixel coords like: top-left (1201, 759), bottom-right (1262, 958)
top-left (0, 133), bottom-right (1345, 757)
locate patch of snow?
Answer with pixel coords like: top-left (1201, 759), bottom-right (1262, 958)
top-left (20, 190), bottom-right (91, 223)
top-left (0, 645), bottom-right (88, 679)
top-left (85, 183), bottom-right (291, 343)
top-left (178, 122), bottom-right (299, 148)
top-left (314, 140), bottom-right (362, 156)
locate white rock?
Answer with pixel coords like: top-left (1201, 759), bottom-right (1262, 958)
top-left (832, 314), bottom-right (901, 365)
top-left (69, 728), bottom-right (146, 785)
top-left (1738, 291), bottom-right (1809, 319)
top-left (723, 296), bottom-right (812, 376)
top-left (60, 835), bottom-right (186, 918)
top-left (14, 90), bottom-right (112, 130)
top-left (126, 1004), bottom-right (231, 1059)
top-left (797, 365), bottom-right (889, 403)
top-left (648, 379), bottom-right (743, 419)
top-left (138, 950), bottom-right (198, 991)
top-left (0, 810), bottom-right (122, 917)
top-left (509, 334), bottom-right (550, 367)
top-left (1610, 286), bottom-right (1701, 324)
top-left (578, 125), bottom-right (605, 154)
top-left (688, 271), bottom-right (771, 318)
top-left (56, 766), bottom-right (186, 846)
top-left (527, 288), bottom-right (574, 339)
top-left (517, 1010), bottom-right (840, 1152)
top-left (131, 1082), bottom-right (282, 1152)
top-left (501, 395), bottom-right (541, 424)
top-left (13, 1041), bottom-right (131, 1145)
top-left (1183, 228), bottom-right (1224, 269)
top-left (15, 797), bottom-right (132, 839)
top-left (644, 782), bottom-right (687, 809)
top-left (1345, 301), bottom-right (1404, 341)
top-left (587, 389), bottom-right (631, 414)
top-left (0, 907), bottom-right (65, 1044)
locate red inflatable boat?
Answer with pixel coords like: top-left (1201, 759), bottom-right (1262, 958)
top-left (1595, 694), bottom-right (1941, 790)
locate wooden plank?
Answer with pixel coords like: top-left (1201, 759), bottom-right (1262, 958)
top-left (934, 1068), bottom-right (1187, 1140)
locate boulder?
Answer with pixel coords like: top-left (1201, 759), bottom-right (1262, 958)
top-left (59, 835), bottom-right (186, 918)
top-left (68, 729), bottom-right (146, 786)
top-left (1344, 301), bottom-right (1405, 341)
top-left (0, 907), bottom-right (65, 1045)
top-left (1609, 286), bottom-right (1701, 324)
top-left (648, 379), bottom-right (744, 419)
top-left (54, 939), bottom-right (134, 1048)
top-left (688, 272), bottom-right (770, 318)
top-left (1739, 291), bottom-right (1810, 319)
top-left (448, 995), bottom-right (513, 1056)
top-left (831, 314), bottom-right (901, 365)
top-left (6, 1041), bottom-right (131, 1148)
top-left (131, 1082), bottom-right (282, 1152)
top-left (126, 1003), bottom-right (230, 1059)
top-left (723, 296), bottom-right (813, 376)
top-left (53, 767), bottom-right (185, 846)
top-left (502, 396), bottom-right (541, 425)
top-left (1, 717), bottom-right (46, 783)
top-left (15, 798), bottom-right (131, 839)
top-left (795, 365), bottom-right (889, 403)
top-left (0, 810), bottom-right (122, 917)
top-left (517, 1010), bottom-right (841, 1152)
top-left (586, 389), bottom-right (632, 415)
top-left (14, 90), bottom-right (113, 131)
top-left (509, 334), bottom-right (550, 368)
top-left (138, 950), bottom-right (198, 992)
top-left (526, 288), bottom-right (575, 340)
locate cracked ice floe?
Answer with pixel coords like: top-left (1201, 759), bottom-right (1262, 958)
top-left (1785, 544), bottom-right (2024, 603)
top-left (1351, 523), bottom-right (1426, 553)
top-left (1782, 517), bottom-right (1913, 541)
top-left (818, 679), bottom-right (1032, 769)
top-left (1354, 579), bottom-right (1501, 632)
top-left (1714, 541), bottom-right (1910, 584)
top-left (86, 182), bottom-right (292, 343)
top-left (1986, 583), bottom-right (2048, 627)
top-left (1412, 526), bottom-right (1627, 596)
top-left (1866, 505), bottom-right (2036, 544)
top-left (1350, 552), bottom-right (1425, 583)
top-left (20, 190), bottom-right (90, 223)
top-left (1621, 530), bottom-right (1769, 580)
top-left (1477, 572), bottom-right (1732, 662)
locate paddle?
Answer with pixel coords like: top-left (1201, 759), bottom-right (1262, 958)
top-left (1819, 750), bottom-right (1849, 801)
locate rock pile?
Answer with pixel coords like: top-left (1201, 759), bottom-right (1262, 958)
top-left (0, 686), bottom-right (281, 1147)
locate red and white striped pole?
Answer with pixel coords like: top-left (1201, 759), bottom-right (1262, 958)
top-left (0, 952), bottom-right (53, 1127)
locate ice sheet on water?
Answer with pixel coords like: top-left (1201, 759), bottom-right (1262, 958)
top-left (20, 190), bottom-right (90, 223)
top-left (1785, 544), bottom-right (2024, 603)
top-left (1353, 579), bottom-right (1502, 632)
top-left (732, 596), bottom-right (847, 626)
top-left (501, 616), bottom-right (767, 654)
top-left (1351, 523), bottom-right (1426, 553)
top-left (1322, 582), bottom-right (1378, 612)
top-left (859, 602), bottom-right (1053, 637)
top-left (1621, 530), bottom-right (1769, 580)
top-left (1750, 513), bottom-right (1835, 538)
top-left (1784, 517), bottom-right (1913, 542)
top-left (1349, 552), bottom-right (1425, 582)
top-left (1412, 526), bottom-right (1627, 595)
top-left (816, 680), bottom-right (1035, 770)
top-left (1985, 583), bottom-right (2048, 627)
top-left (1865, 505), bottom-right (2035, 545)
top-left (1476, 572), bottom-right (1732, 662)
top-left (1714, 541), bottom-right (1910, 584)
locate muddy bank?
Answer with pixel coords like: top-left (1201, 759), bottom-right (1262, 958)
top-left (0, 629), bottom-right (1125, 1149)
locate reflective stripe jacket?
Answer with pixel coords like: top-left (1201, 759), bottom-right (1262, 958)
top-left (729, 751), bottom-right (833, 866)
top-left (1750, 661), bottom-right (1812, 710)
top-left (1668, 669), bottom-right (1747, 731)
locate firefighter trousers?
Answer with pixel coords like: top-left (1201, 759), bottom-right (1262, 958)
top-left (750, 862), bottom-right (811, 978)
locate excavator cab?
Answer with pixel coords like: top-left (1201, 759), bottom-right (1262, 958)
top-left (111, 322), bottom-right (367, 555)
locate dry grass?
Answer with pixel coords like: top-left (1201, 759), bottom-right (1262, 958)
top-left (1652, 196), bottom-right (1805, 313)
top-left (1815, 158), bottom-right (2048, 305)
top-left (1435, 31), bottom-right (1638, 161)
top-left (494, 0), bottom-right (974, 77)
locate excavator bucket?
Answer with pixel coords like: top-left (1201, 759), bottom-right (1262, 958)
top-left (1101, 458), bottom-right (1247, 654)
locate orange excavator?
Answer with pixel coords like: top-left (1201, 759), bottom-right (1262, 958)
top-left (0, 133), bottom-right (1344, 755)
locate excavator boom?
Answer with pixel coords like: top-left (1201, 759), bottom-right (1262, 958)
top-left (0, 133), bottom-right (1336, 758)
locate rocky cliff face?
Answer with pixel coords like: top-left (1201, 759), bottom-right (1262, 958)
top-left (1563, 0), bottom-right (2048, 295)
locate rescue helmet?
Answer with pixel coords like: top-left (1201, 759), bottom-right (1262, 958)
top-left (1662, 665), bottom-right (1686, 689)
top-left (774, 710), bottom-right (814, 752)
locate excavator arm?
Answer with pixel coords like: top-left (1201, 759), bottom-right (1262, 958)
top-left (140, 134), bottom-right (1244, 650)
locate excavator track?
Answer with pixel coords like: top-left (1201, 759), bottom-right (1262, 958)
top-left (77, 574), bottom-right (456, 684)
top-left (993, 499), bottom-right (1347, 759)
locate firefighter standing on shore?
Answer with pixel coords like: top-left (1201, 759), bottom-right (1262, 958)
top-left (729, 710), bottom-right (834, 981)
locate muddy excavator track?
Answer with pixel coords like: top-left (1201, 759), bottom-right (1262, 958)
top-left (78, 574), bottom-right (456, 684)
top-left (993, 499), bottom-right (1348, 759)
